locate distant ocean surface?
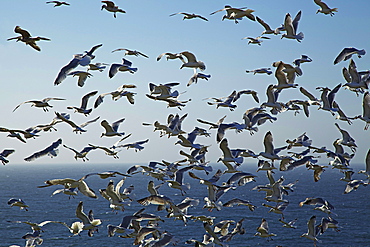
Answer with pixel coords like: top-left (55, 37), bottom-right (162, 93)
top-left (1, 163), bottom-right (369, 247)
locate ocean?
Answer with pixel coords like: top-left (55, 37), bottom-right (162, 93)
top-left (1, 163), bottom-right (369, 247)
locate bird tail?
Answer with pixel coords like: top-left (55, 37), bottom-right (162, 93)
top-left (296, 32), bottom-right (304, 41)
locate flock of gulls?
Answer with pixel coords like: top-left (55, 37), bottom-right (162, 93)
top-left (3, 1), bottom-right (370, 247)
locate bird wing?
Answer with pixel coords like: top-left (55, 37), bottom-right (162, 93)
top-left (94, 92), bottom-right (111, 108)
top-left (219, 138), bottom-right (233, 159)
top-left (79, 116), bottom-right (100, 128)
top-left (54, 57), bottom-right (81, 85)
top-left (24, 138), bottom-right (62, 162)
top-left (256, 16), bottom-right (272, 30)
top-left (14, 26), bottom-right (31, 38)
top-left (111, 118), bottom-right (125, 132)
top-left (284, 13), bottom-right (295, 36)
top-left (181, 51), bottom-right (197, 63)
top-left (80, 91), bottom-right (98, 109)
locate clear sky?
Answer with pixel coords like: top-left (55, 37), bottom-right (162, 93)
top-left (0, 0), bottom-right (369, 167)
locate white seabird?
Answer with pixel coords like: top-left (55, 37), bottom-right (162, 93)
top-left (24, 138), bottom-right (62, 162)
top-left (334, 47), bottom-right (366, 65)
top-left (101, 0), bottom-right (126, 18)
top-left (13, 97), bottom-right (65, 112)
top-left (281, 11), bottom-right (304, 42)
top-left (170, 12), bottom-right (208, 21)
top-left (314, 0), bottom-right (338, 16)
top-left (67, 90), bottom-right (98, 116)
top-left (7, 26), bottom-right (50, 51)
top-left (100, 118), bottom-right (126, 137)
top-left (108, 58), bottom-right (137, 78)
top-left (180, 51), bottom-right (206, 71)
top-left (111, 48), bottom-right (148, 58)
top-left (54, 112), bottom-right (100, 133)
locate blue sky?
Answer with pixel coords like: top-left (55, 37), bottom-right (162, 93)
top-left (1, 0), bottom-right (369, 166)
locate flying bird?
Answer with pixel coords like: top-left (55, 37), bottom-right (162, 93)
top-left (7, 26), bottom-right (50, 51)
top-left (13, 97), bottom-right (65, 112)
top-left (67, 91), bottom-right (98, 116)
top-left (24, 138), bottom-right (62, 162)
top-left (111, 48), bottom-right (149, 58)
top-left (108, 58), bottom-right (137, 78)
top-left (334, 47), bottom-right (366, 65)
top-left (281, 11), bottom-right (304, 42)
top-left (100, 118), bottom-right (126, 137)
top-left (314, 0), bottom-right (338, 16)
top-left (46, 1), bottom-right (70, 7)
top-left (169, 12), bottom-right (208, 21)
top-left (55, 112), bottom-right (100, 133)
top-left (101, 1), bottom-right (126, 18)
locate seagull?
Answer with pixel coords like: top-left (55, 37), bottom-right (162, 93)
top-left (54, 112), bottom-right (100, 133)
top-left (293, 54), bottom-right (313, 66)
top-left (334, 47), bottom-right (366, 65)
top-left (188, 70), bottom-right (211, 86)
top-left (246, 68), bottom-right (272, 75)
top-left (118, 139), bottom-right (149, 152)
top-left (13, 97), bottom-right (65, 112)
top-left (320, 216), bottom-right (341, 234)
top-left (278, 218), bottom-right (297, 229)
top-left (147, 82), bottom-right (180, 101)
top-left (222, 198), bottom-right (256, 211)
top-left (334, 123), bottom-right (357, 152)
top-left (354, 91), bottom-right (370, 130)
top-left (63, 144), bottom-right (97, 161)
top-left (300, 215), bottom-right (320, 246)
top-left (51, 187), bottom-right (78, 199)
top-left (262, 201), bottom-right (289, 219)
top-left (273, 61), bottom-right (299, 89)
top-left (7, 198), bottom-right (29, 211)
top-left (88, 62), bottom-right (108, 72)
top-left (108, 58), bottom-right (138, 78)
top-left (156, 52), bottom-right (185, 63)
top-left (299, 197), bottom-right (334, 210)
top-left (206, 90), bottom-right (241, 111)
top-left (67, 71), bottom-right (93, 87)
top-left (314, 0), bottom-right (338, 16)
top-left (111, 48), bottom-right (149, 58)
top-left (281, 11), bottom-right (304, 42)
top-left (261, 84), bottom-right (286, 115)
top-left (7, 26), bottom-right (50, 51)
top-left (24, 138), bottom-right (62, 162)
top-left (101, 1), bottom-right (126, 18)
top-left (242, 36), bottom-right (270, 45)
top-left (259, 131), bottom-right (286, 162)
top-left (100, 118), bottom-right (126, 137)
top-left (94, 84), bottom-right (136, 108)
top-left (54, 44), bottom-right (103, 85)
top-left (316, 83), bottom-right (341, 115)
top-left (254, 218), bottom-right (276, 241)
top-left (170, 12), bottom-right (208, 21)
top-left (100, 179), bottom-right (126, 211)
top-left (0, 149), bottom-right (15, 165)
top-left (180, 51), bottom-right (206, 71)
top-left (75, 201), bottom-right (102, 236)
top-left (67, 90), bottom-right (98, 116)
top-left (38, 176), bottom-right (97, 199)
top-left (358, 148), bottom-right (370, 178)
top-left (344, 179), bottom-right (368, 194)
top-left (46, 1), bottom-right (70, 7)
top-left (218, 138), bottom-right (244, 166)
top-left (210, 5), bottom-right (255, 23)
top-left (0, 127), bottom-right (27, 143)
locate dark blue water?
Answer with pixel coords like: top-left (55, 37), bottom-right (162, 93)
top-left (1, 163), bottom-right (369, 247)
